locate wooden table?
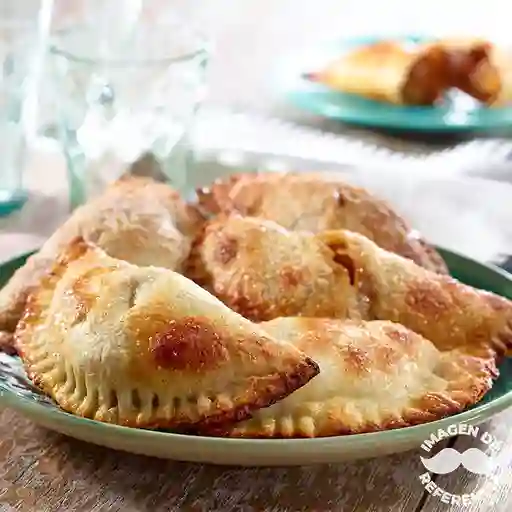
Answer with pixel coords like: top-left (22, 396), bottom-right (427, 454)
top-left (1, 409), bottom-right (511, 511)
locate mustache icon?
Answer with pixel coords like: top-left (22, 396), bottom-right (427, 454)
top-left (421, 447), bottom-right (495, 475)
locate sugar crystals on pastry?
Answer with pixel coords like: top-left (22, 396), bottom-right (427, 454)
top-left (196, 171), bottom-right (448, 274)
top-left (217, 318), bottom-right (498, 438)
top-left (187, 215), bottom-right (364, 322)
top-left (0, 175), bottom-right (204, 353)
top-left (14, 238), bottom-right (319, 430)
top-left (319, 229), bottom-right (512, 356)
top-left (191, 215), bottom-right (512, 358)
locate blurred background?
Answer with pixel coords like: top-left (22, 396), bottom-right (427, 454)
top-left (1, 0), bottom-right (512, 266)
top-left (203, 0), bottom-right (508, 113)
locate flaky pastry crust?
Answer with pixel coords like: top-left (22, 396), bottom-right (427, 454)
top-left (216, 318), bottom-right (498, 438)
top-left (190, 215), bottom-right (512, 358)
top-left (305, 41), bottom-right (451, 106)
top-left (0, 176), bottom-right (204, 353)
top-left (319, 229), bottom-right (512, 357)
top-left (196, 172), bottom-right (448, 274)
top-left (14, 238), bottom-right (318, 430)
top-left (187, 215), bottom-right (365, 322)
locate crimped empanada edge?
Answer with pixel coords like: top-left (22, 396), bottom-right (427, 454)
top-left (208, 350), bottom-right (498, 439)
top-left (18, 345), bottom-right (319, 431)
top-left (15, 237), bottom-right (321, 431)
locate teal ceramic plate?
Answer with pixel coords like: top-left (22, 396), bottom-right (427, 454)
top-left (282, 34), bottom-right (512, 132)
top-left (0, 248), bottom-right (511, 466)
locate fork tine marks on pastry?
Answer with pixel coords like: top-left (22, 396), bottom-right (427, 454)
top-left (319, 229), bottom-right (512, 357)
top-left (3, 169), bottom-right (512, 440)
top-left (191, 214), bottom-right (512, 359)
top-left (213, 318), bottom-right (498, 438)
top-left (14, 237), bottom-right (319, 430)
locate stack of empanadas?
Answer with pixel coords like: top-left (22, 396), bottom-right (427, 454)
top-left (3, 172), bottom-right (511, 438)
top-left (307, 37), bottom-right (512, 107)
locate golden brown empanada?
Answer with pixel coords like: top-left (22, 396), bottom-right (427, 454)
top-left (15, 238), bottom-right (319, 430)
top-left (423, 38), bottom-right (512, 106)
top-left (196, 171), bottom-right (448, 274)
top-left (0, 176), bottom-right (204, 353)
top-left (432, 38), bottom-right (497, 103)
top-left (473, 46), bottom-right (512, 106)
top-left (304, 40), bottom-right (451, 105)
top-left (191, 215), bottom-right (512, 356)
top-left (217, 318), bottom-right (498, 438)
top-left (187, 215), bottom-right (364, 322)
top-left (320, 229), bottom-right (512, 356)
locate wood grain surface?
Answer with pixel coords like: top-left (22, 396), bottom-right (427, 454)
top-left (1, 119), bottom-right (511, 512)
top-left (0, 407), bottom-right (426, 512)
top-left (1, 405), bottom-right (510, 511)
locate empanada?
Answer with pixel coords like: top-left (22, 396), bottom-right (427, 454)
top-left (191, 215), bottom-right (512, 356)
top-left (187, 215), bottom-right (365, 322)
top-left (15, 238), bottom-right (319, 430)
top-left (320, 229), bottom-right (512, 356)
top-left (196, 172), bottom-right (448, 274)
top-left (304, 40), bottom-right (451, 105)
top-left (217, 318), bottom-right (498, 438)
top-left (432, 38), bottom-right (512, 106)
top-left (0, 176), bottom-right (204, 353)
top-left (433, 38), bottom-right (497, 103)
top-left (473, 46), bottom-right (512, 106)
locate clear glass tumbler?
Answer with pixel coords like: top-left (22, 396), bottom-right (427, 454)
top-left (49, 14), bottom-right (209, 208)
top-left (0, 1), bottom-right (52, 216)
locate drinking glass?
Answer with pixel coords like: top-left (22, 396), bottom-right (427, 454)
top-left (49, 12), bottom-right (209, 208)
top-left (0, 1), bottom-right (52, 216)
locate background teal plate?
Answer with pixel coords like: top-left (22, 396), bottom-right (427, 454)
top-left (282, 35), bottom-right (512, 132)
top-left (0, 248), bottom-right (511, 466)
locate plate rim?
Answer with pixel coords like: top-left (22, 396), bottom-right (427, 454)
top-left (1, 246), bottom-right (512, 461)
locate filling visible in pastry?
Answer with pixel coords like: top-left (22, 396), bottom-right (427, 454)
top-left (190, 215), bottom-right (512, 358)
top-left (440, 39), bottom-right (497, 103)
top-left (14, 238), bottom-right (319, 430)
top-left (428, 38), bottom-right (511, 105)
top-left (319, 229), bottom-right (512, 356)
top-left (475, 47), bottom-right (512, 106)
top-left (196, 171), bottom-right (448, 274)
top-left (216, 318), bottom-right (498, 438)
top-left (400, 43), bottom-right (451, 105)
top-left (303, 36), bottom-right (512, 108)
top-left (187, 215), bottom-right (365, 322)
top-left (0, 176), bottom-right (204, 354)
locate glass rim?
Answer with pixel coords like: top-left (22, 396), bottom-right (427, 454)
top-left (49, 25), bottom-right (211, 67)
